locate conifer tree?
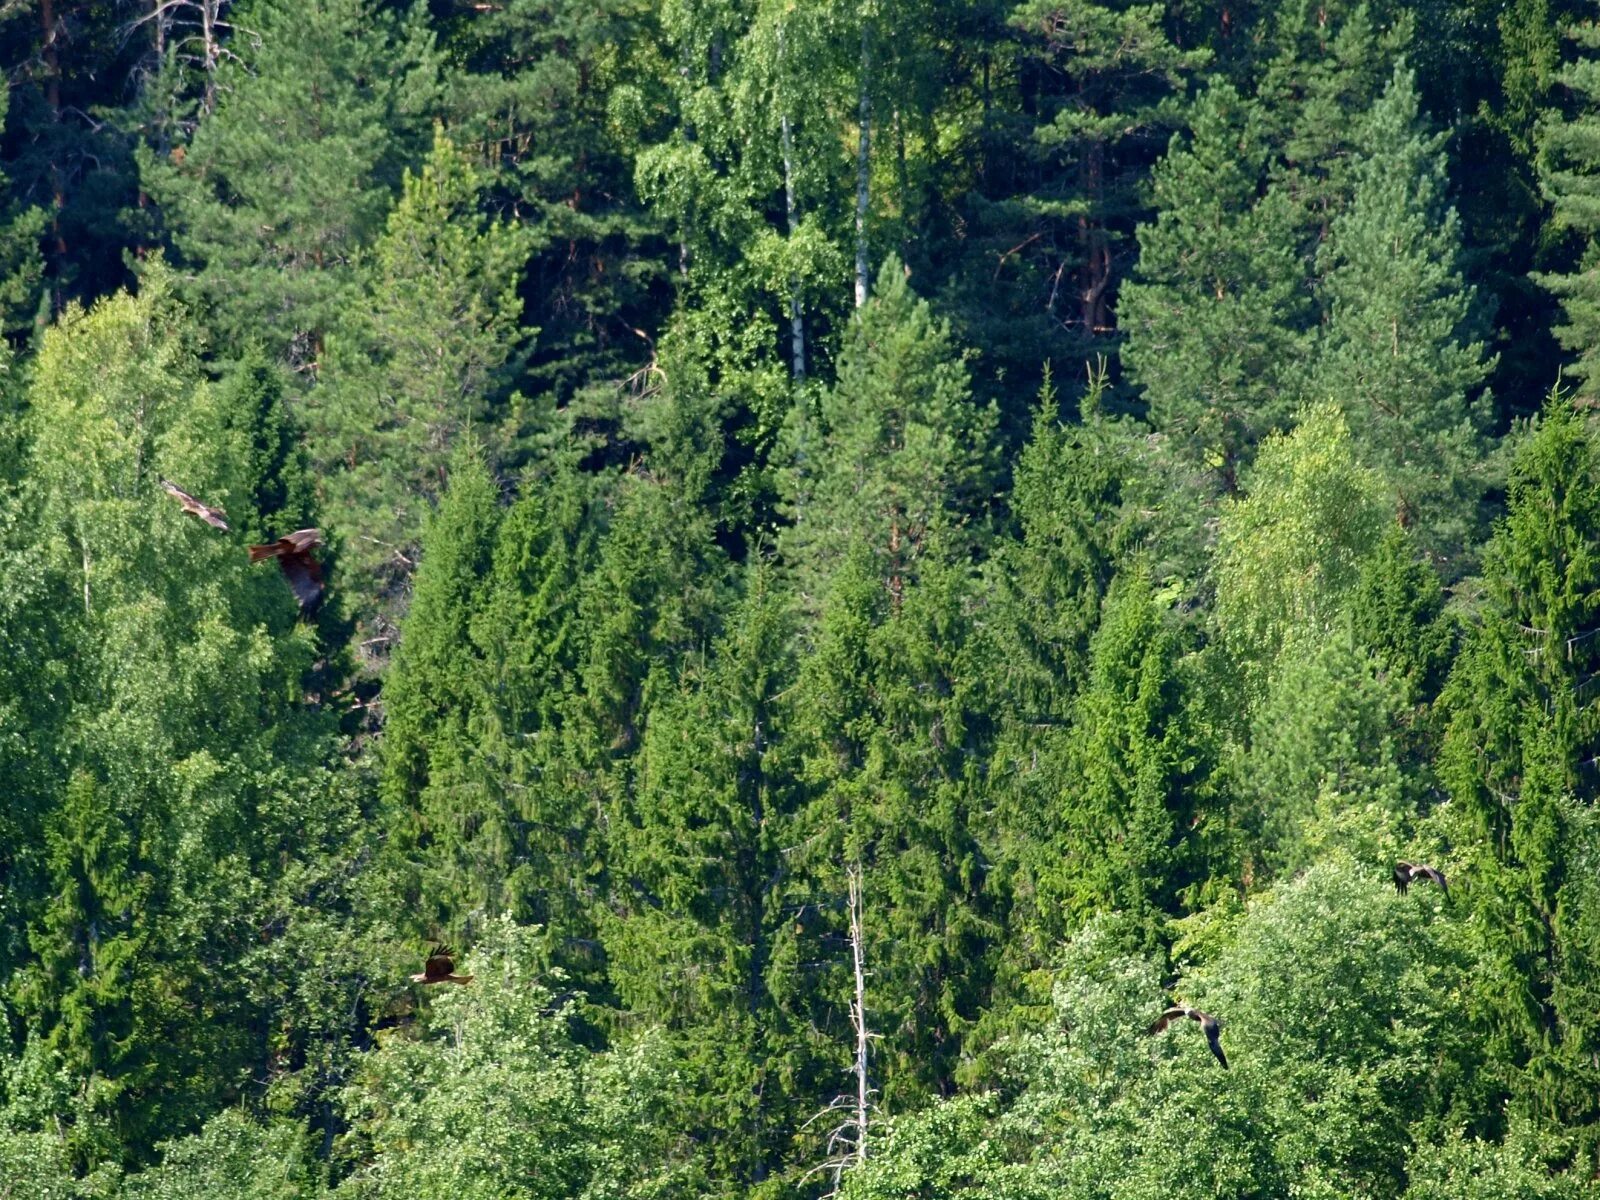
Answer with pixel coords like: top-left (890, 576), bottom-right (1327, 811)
top-left (1537, 8), bottom-right (1600, 398)
top-left (139, 0), bottom-right (438, 367)
top-left (1309, 64), bottom-right (1492, 564)
top-left (380, 443), bottom-right (502, 933)
top-left (604, 562), bottom-right (796, 1190)
top-left (781, 260), bottom-right (996, 606)
top-left (435, 0), bottom-right (668, 397)
top-left (1120, 82), bottom-right (1311, 490)
top-left (1437, 394), bottom-right (1600, 1131)
top-left (935, 0), bottom-right (1205, 395)
top-left (312, 127), bottom-right (531, 633)
top-left (1026, 566), bottom-right (1209, 951)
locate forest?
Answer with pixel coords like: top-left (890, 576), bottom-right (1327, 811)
top-left (4, 0), bottom-right (1600, 1196)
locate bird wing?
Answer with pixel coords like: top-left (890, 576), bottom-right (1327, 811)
top-left (282, 528), bottom-right (323, 554)
top-left (1204, 1023), bottom-right (1229, 1070)
top-left (1393, 862), bottom-right (1413, 894)
top-left (160, 479), bottom-right (229, 531)
top-left (1147, 1006), bottom-right (1189, 1035)
top-left (1416, 865), bottom-right (1448, 895)
top-left (423, 946), bottom-right (455, 981)
top-left (279, 551), bottom-right (325, 612)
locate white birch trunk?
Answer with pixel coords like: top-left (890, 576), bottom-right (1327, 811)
top-left (854, 19), bottom-right (872, 309)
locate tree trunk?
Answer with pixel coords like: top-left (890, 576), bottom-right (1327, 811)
top-left (40, 0), bottom-right (67, 308)
top-left (847, 861), bottom-right (871, 1170)
top-left (1078, 138), bottom-right (1110, 336)
top-left (854, 18), bottom-right (872, 309)
top-left (778, 25), bottom-right (805, 381)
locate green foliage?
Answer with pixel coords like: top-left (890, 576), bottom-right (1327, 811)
top-left (337, 918), bottom-right (696, 1200)
top-left (139, 0), bottom-right (438, 366)
top-left (313, 128), bottom-right (533, 631)
top-left (1213, 402), bottom-right (1390, 705)
top-left (1309, 64), bottom-right (1493, 564)
top-left (1121, 81), bottom-right (1311, 488)
top-left (7, 0), bottom-right (1600, 1192)
top-left (782, 260), bottom-right (996, 603)
top-left (1438, 394), bottom-right (1600, 1136)
top-left (1537, 11), bottom-right (1600, 399)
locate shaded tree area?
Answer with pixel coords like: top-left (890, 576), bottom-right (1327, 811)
top-left (4, 1), bottom-right (1600, 1199)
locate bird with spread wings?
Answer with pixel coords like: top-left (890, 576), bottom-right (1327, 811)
top-left (249, 528), bottom-right (325, 613)
top-left (1393, 860), bottom-right (1448, 898)
top-left (1148, 1005), bottom-right (1229, 1069)
top-left (160, 479), bottom-right (230, 531)
top-left (410, 945), bottom-right (473, 986)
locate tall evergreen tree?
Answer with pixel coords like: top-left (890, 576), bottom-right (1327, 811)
top-left (312, 127), bottom-right (531, 636)
top-left (1437, 395), bottom-right (1600, 1142)
top-left (139, 0), bottom-right (438, 367)
top-left (1308, 64), bottom-right (1493, 565)
top-left (1537, 8), bottom-right (1600, 399)
top-left (1121, 81), bottom-right (1311, 491)
top-left (781, 260), bottom-right (996, 607)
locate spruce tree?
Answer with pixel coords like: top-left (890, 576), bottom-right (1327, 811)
top-left (1120, 81), bottom-right (1311, 491)
top-left (1309, 64), bottom-right (1492, 565)
top-left (603, 562), bottom-right (796, 1190)
top-left (380, 443), bottom-right (502, 936)
top-left (1537, 9), bottom-right (1600, 398)
top-left (1437, 394), bottom-right (1600, 1133)
top-left (781, 259), bottom-right (996, 606)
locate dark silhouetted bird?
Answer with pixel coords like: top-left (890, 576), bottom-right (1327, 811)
top-left (410, 945), bottom-right (473, 986)
top-left (160, 479), bottom-right (229, 531)
top-left (1149, 1005), bottom-right (1228, 1069)
top-left (248, 528), bottom-right (324, 613)
top-left (1393, 860), bottom-right (1448, 898)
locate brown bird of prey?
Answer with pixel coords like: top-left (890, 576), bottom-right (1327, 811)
top-left (410, 945), bottom-right (473, 986)
top-left (248, 528), bottom-right (324, 613)
top-left (1394, 860), bottom-right (1449, 898)
top-left (160, 479), bottom-right (230, 531)
top-left (1149, 1005), bottom-right (1228, 1069)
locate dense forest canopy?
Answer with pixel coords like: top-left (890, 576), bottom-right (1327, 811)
top-left (4, 0), bottom-right (1600, 1196)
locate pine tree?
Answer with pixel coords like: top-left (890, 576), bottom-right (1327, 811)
top-left (1309, 64), bottom-right (1493, 565)
top-left (312, 127), bottom-right (531, 635)
top-left (432, 0), bottom-right (668, 398)
top-left (139, 0), bottom-right (438, 367)
top-left (934, 0), bottom-right (1205, 404)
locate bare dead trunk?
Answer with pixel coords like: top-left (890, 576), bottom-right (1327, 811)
top-left (847, 862), bottom-right (870, 1170)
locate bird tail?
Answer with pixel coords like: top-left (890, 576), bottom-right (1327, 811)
top-left (447, 974), bottom-right (474, 985)
top-left (248, 543), bottom-right (281, 563)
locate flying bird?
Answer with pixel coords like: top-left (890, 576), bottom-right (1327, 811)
top-left (1394, 860), bottom-right (1449, 898)
top-left (248, 528), bottom-right (324, 613)
top-left (1148, 1005), bottom-right (1228, 1069)
top-left (160, 479), bottom-right (229, 531)
top-left (410, 945), bottom-right (473, 986)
